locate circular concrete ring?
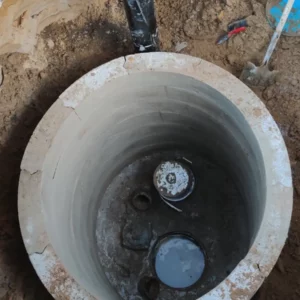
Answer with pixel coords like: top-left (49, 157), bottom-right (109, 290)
top-left (18, 53), bottom-right (293, 300)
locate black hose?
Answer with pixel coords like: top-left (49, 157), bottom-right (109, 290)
top-left (123, 0), bottom-right (159, 52)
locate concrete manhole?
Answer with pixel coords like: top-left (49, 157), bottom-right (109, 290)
top-left (18, 53), bottom-right (293, 300)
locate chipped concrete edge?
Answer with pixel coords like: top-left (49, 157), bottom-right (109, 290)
top-left (18, 52), bottom-right (293, 300)
top-left (60, 56), bottom-right (128, 109)
top-left (29, 244), bottom-right (95, 300)
top-left (18, 169), bottom-right (49, 255)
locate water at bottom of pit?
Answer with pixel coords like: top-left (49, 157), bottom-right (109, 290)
top-left (96, 150), bottom-right (250, 300)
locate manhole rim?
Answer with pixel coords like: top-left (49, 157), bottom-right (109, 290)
top-left (18, 52), bottom-right (293, 300)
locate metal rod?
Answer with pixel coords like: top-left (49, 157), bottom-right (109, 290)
top-left (123, 0), bottom-right (159, 52)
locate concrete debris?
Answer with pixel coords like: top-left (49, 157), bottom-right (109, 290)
top-left (175, 42), bottom-right (188, 52)
top-left (46, 39), bottom-right (55, 49)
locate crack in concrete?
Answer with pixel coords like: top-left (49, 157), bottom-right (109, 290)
top-left (31, 243), bottom-right (49, 256)
top-left (73, 109), bottom-right (82, 121)
top-left (21, 168), bottom-right (41, 176)
top-left (256, 263), bottom-right (261, 272)
top-left (123, 55), bottom-right (127, 69)
top-left (52, 156), bottom-right (61, 179)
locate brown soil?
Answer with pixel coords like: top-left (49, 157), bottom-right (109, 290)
top-left (0, 0), bottom-right (300, 299)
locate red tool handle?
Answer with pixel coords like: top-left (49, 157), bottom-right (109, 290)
top-left (228, 26), bottom-right (247, 37)
top-left (216, 26), bottom-right (247, 45)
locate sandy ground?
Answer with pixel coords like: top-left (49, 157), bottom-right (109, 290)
top-left (0, 0), bottom-right (300, 299)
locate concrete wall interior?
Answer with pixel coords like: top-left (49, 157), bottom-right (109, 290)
top-left (40, 72), bottom-right (265, 299)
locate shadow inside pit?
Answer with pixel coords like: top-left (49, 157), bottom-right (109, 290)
top-left (0, 18), bottom-right (134, 299)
